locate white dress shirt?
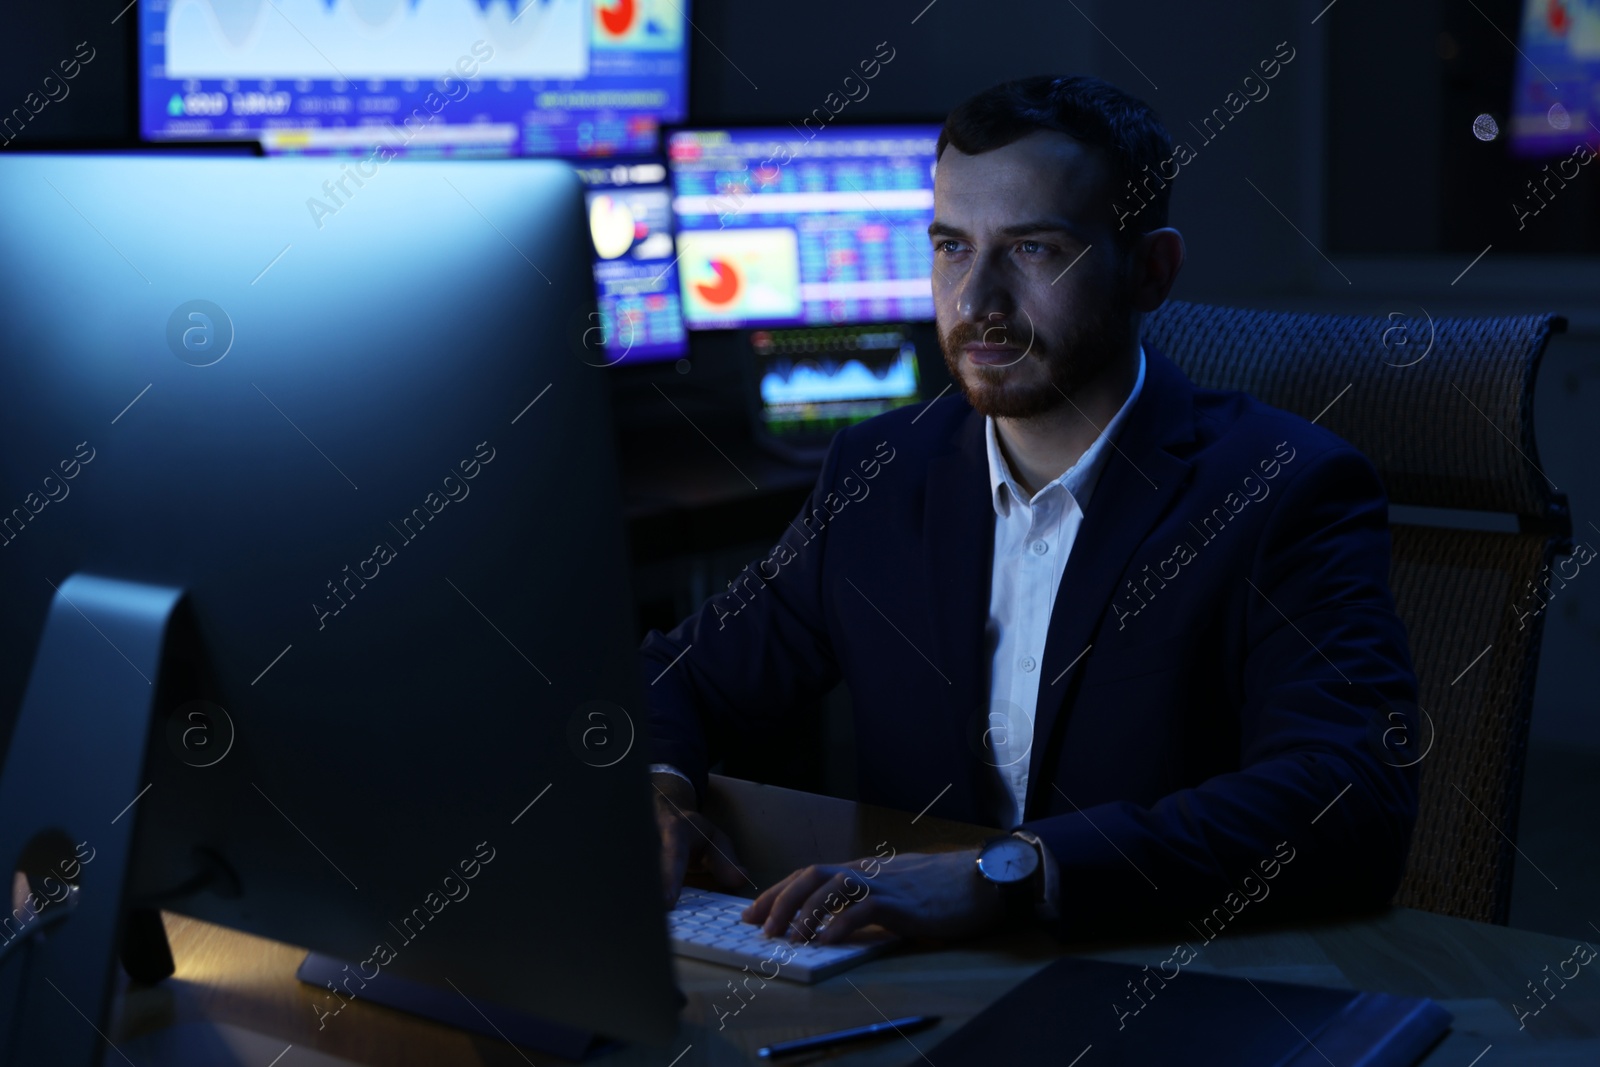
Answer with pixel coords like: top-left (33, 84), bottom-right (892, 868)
top-left (983, 345), bottom-right (1146, 829)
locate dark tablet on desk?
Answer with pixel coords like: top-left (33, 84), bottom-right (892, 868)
top-left (923, 955), bottom-right (1451, 1066)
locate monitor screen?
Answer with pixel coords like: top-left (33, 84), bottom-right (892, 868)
top-left (573, 159), bottom-right (688, 364)
top-left (667, 124), bottom-right (941, 330)
top-left (1508, 0), bottom-right (1600, 157)
top-left (754, 323), bottom-right (922, 439)
top-left (139, 0), bottom-right (688, 158)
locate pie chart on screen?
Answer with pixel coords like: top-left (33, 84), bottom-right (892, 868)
top-left (677, 228), bottom-right (802, 324)
top-left (598, 0), bottom-right (636, 37)
top-left (593, 0), bottom-right (682, 49)
top-left (695, 260), bottom-right (740, 305)
top-left (588, 194), bottom-right (636, 259)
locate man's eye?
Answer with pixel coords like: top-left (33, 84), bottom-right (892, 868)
top-left (935, 239), bottom-right (962, 255)
top-left (1018, 240), bottom-right (1049, 255)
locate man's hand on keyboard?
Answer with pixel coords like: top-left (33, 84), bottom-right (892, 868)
top-left (740, 848), bottom-right (1005, 944)
top-left (652, 773), bottom-right (750, 907)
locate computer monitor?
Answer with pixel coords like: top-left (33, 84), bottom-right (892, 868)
top-left (751, 323), bottom-right (924, 461)
top-left (0, 153), bottom-right (680, 1063)
top-left (665, 122), bottom-right (941, 330)
top-left (1509, 0), bottom-right (1600, 157)
top-left (665, 123), bottom-right (941, 459)
top-left (140, 0), bottom-right (689, 158)
top-left (573, 158), bottom-right (689, 364)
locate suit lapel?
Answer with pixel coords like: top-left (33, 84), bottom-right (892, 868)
top-left (1022, 346), bottom-right (1197, 818)
top-left (921, 406), bottom-right (998, 820)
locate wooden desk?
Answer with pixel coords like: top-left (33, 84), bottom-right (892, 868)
top-left (111, 776), bottom-right (1600, 1065)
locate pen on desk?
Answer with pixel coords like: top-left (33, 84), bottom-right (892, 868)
top-left (757, 1014), bottom-right (940, 1059)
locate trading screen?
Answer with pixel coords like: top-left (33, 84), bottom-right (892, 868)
top-left (1509, 0), bottom-right (1600, 157)
top-left (574, 160), bottom-right (688, 364)
top-left (754, 325), bottom-right (922, 438)
top-left (140, 0), bottom-right (688, 157)
top-left (667, 124), bottom-right (941, 330)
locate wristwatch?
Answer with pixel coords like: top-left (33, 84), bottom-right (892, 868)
top-left (974, 834), bottom-right (1043, 927)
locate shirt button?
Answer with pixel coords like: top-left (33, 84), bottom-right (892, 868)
top-left (1031, 540), bottom-right (1048, 555)
top-left (1020, 657), bottom-right (1037, 672)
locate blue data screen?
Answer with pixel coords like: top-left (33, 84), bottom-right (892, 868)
top-left (1508, 0), bottom-right (1600, 157)
top-left (668, 125), bottom-right (941, 330)
top-left (575, 161), bottom-right (688, 364)
top-left (140, 0), bottom-right (688, 158)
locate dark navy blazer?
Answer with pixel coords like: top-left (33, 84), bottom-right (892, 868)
top-left (641, 344), bottom-right (1421, 940)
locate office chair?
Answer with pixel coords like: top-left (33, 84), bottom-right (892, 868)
top-left (1143, 299), bottom-right (1571, 925)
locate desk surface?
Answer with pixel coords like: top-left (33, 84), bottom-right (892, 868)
top-left (111, 777), bottom-right (1600, 1066)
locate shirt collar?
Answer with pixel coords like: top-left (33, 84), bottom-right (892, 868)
top-left (985, 342), bottom-right (1147, 517)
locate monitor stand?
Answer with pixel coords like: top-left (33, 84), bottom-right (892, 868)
top-left (0, 574), bottom-right (626, 1065)
top-left (0, 574), bottom-right (186, 1067)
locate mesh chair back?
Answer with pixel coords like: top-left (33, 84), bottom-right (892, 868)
top-left (1144, 300), bottom-right (1570, 924)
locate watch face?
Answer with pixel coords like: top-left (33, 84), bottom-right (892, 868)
top-left (977, 836), bottom-right (1039, 885)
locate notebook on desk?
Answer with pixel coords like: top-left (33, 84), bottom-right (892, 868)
top-left (922, 955), bottom-right (1451, 1066)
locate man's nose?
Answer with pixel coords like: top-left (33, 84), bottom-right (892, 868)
top-left (956, 253), bottom-right (1014, 323)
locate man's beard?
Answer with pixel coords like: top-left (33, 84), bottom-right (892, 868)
top-left (940, 283), bottom-right (1135, 419)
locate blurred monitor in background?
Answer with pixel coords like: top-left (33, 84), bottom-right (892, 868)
top-left (141, 0), bottom-right (689, 159)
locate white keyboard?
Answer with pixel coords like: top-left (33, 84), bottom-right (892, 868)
top-left (667, 886), bottom-right (895, 983)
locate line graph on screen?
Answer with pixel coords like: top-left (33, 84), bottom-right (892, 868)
top-left (161, 0), bottom-right (588, 79)
top-left (760, 352), bottom-right (920, 405)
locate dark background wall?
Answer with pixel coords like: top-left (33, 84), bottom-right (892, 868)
top-left (0, 4), bottom-right (133, 144)
top-left (6, 0), bottom-right (1597, 932)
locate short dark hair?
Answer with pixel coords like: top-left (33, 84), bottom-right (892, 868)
top-left (936, 75), bottom-right (1174, 246)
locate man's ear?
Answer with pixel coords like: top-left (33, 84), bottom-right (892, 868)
top-left (1130, 227), bottom-right (1185, 312)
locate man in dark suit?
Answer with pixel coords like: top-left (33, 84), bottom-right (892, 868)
top-left (641, 75), bottom-right (1419, 945)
